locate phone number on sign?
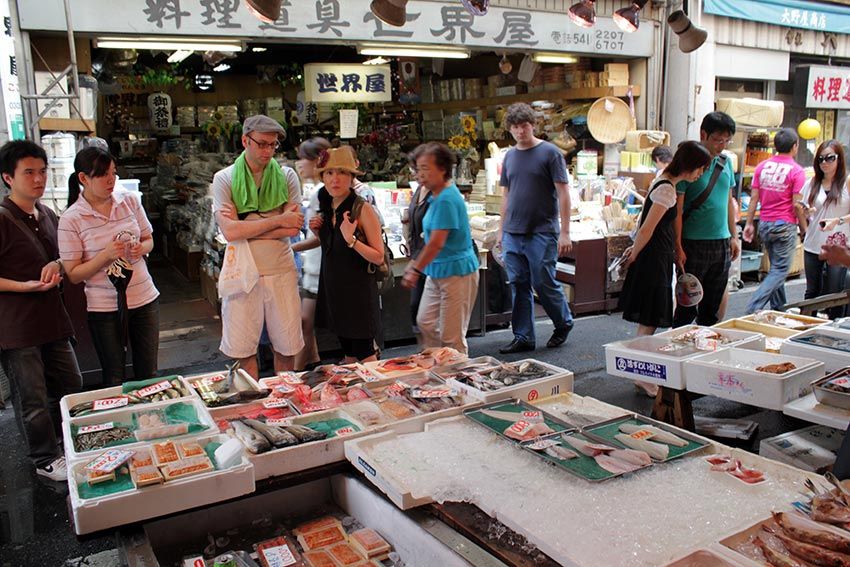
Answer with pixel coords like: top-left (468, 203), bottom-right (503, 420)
top-left (553, 30), bottom-right (626, 52)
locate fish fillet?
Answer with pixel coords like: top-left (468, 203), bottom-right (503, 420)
top-left (503, 421), bottom-right (554, 441)
top-left (609, 448), bottom-right (652, 467)
top-left (545, 445), bottom-right (579, 460)
top-left (595, 454), bottom-right (644, 475)
top-left (614, 433), bottom-right (669, 461)
top-left (480, 408), bottom-right (544, 423)
top-left (618, 423), bottom-right (688, 447)
top-left (561, 434), bottom-right (617, 457)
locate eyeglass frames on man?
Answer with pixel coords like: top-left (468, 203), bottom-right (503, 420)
top-left (247, 135), bottom-right (280, 151)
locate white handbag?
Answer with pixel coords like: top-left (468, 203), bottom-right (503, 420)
top-left (217, 240), bottom-right (260, 298)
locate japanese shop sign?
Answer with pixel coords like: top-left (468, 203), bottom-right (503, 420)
top-left (0, 0), bottom-right (23, 139)
top-left (148, 92), bottom-right (173, 130)
top-left (304, 64), bottom-right (391, 103)
top-left (806, 66), bottom-right (850, 109)
top-left (17, 0), bottom-right (654, 58)
top-left (705, 0), bottom-right (850, 35)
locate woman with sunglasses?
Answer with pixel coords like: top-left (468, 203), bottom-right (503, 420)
top-left (802, 140), bottom-right (850, 318)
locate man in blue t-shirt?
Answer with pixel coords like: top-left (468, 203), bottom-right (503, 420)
top-left (498, 103), bottom-right (574, 353)
top-left (673, 111), bottom-right (741, 327)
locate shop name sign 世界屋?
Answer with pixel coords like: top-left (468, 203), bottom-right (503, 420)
top-left (304, 64), bottom-right (391, 104)
top-left (705, 0), bottom-right (850, 35)
top-left (806, 66), bottom-right (850, 109)
top-left (17, 0), bottom-right (654, 58)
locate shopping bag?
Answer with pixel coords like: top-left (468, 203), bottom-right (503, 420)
top-left (217, 240), bottom-right (259, 298)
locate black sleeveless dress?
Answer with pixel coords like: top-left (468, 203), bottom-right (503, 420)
top-left (317, 188), bottom-right (378, 340)
top-left (618, 179), bottom-right (677, 328)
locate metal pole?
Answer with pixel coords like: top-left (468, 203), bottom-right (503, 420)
top-left (62, 0), bottom-right (79, 103)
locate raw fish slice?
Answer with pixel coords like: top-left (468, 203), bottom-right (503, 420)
top-left (609, 448), bottom-right (652, 467)
top-left (480, 408), bottom-right (544, 423)
top-left (544, 445), bottom-right (579, 460)
top-left (614, 433), bottom-right (669, 460)
top-left (561, 434), bottom-right (617, 457)
top-left (618, 423), bottom-right (688, 447)
top-left (773, 511), bottom-right (850, 554)
top-left (595, 454), bottom-right (643, 475)
top-left (503, 420), bottom-right (554, 441)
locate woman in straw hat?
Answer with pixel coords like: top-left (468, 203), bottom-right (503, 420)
top-left (309, 147), bottom-right (385, 362)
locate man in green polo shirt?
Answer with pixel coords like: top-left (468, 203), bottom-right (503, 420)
top-left (673, 112), bottom-right (740, 326)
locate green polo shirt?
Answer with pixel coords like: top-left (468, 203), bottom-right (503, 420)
top-left (676, 155), bottom-right (736, 240)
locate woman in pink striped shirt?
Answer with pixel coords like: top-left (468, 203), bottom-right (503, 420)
top-left (58, 148), bottom-right (160, 384)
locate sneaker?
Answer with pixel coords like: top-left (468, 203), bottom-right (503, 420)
top-left (547, 323), bottom-right (573, 348)
top-left (499, 338), bottom-right (536, 354)
top-left (36, 456), bottom-right (67, 482)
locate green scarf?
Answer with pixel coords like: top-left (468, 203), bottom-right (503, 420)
top-left (230, 152), bottom-right (289, 214)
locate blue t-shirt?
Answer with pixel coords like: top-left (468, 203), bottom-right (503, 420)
top-left (500, 141), bottom-right (569, 234)
top-left (422, 184), bottom-right (479, 279)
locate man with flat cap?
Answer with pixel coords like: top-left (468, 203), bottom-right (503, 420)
top-left (211, 114), bottom-right (304, 378)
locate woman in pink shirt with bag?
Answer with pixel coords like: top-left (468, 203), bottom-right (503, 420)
top-left (58, 147), bottom-right (160, 384)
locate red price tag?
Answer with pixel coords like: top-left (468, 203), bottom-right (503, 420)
top-left (263, 398), bottom-right (291, 409)
top-left (137, 380), bottom-right (172, 397)
top-left (84, 449), bottom-right (134, 473)
top-left (833, 378), bottom-right (850, 387)
top-left (522, 411), bottom-right (541, 419)
top-left (266, 418), bottom-right (290, 426)
top-left (79, 422), bottom-right (114, 434)
top-left (92, 396), bottom-right (129, 411)
top-left (335, 427), bottom-right (356, 436)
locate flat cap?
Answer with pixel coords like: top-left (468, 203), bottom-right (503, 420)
top-left (242, 114), bottom-right (286, 138)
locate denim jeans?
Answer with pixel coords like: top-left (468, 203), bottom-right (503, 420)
top-left (502, 232), bottom-right (573, 344)
top-left (746, 221), bottom-right (798, 313)
top-left (88, 298), bottom-right (160, 385)
top-left (804, 250), bottom-right (848, 319)
top-left (1, 339), bottom-right (82, 467)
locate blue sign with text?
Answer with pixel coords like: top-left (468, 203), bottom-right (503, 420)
top-left (705, 0), bottom-right (850, 35)
top-left (615, 357), bottom-right (667, 381)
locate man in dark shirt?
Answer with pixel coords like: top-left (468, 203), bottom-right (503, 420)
top-left (0, 140), bottom-right (81, 481)
top-left (498, 103), bottom-right (574, 353)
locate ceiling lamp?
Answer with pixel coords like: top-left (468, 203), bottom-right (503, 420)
top-left (96, 37), bottom-right (242, 52)
top-left (370, 0), bottom-right (408, 27)
top-left (461, 0), bottom-right (490, 16)
top-left (613, 0), bottom-right (649, 33)
top-left (532, 53), bottom-right (579, 64)
top-left (568, 0), bottom-right (596, 28)
top-left (499, 54), bottom-right (512, 74)
top-left (245, 0), bottom-right (281, 24)
top-left (667, 10), bottom-right (708, 53)
top-left (363, 56), bottom-right (390, 65)
top-left (359, 44), bottom-right (469, 59)
top-left (167, 50), bottom-right (192, 63)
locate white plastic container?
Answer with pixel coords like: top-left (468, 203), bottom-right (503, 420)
top-left (782, 327), bottom-right (850, 373)
top-left (60, 376), bottom-right (193, 423)
top-left (654, 325), bottom-right (765, 350)
top-left (684, 348), bottom-right (823, 410)
top-left (437, 358), bottom-right (573, 403)
top-left (67, 433), bottom-right (254, 535)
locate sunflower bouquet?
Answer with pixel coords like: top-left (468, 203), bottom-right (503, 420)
top-left (202, 111), bottom-right (241, 152)
top-left (448, 115), bottom-right (480, 182)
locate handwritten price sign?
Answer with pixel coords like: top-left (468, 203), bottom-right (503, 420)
top-left (92, 396), bottom-right (129, 411)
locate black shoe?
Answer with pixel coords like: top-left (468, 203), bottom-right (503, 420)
top-left (547, 323), bottom-right (573, 348)
top-left (499, 338), bottom-right (535, 354)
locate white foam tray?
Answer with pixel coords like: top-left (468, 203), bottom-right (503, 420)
top-left (437, 358), bottom-right (573, 403)
top-left (60, 376), bottom-right (193, 422)
top-left (781, 327), bottom-right (850, 373)
top-left (67, 433), bottom-right (254, 535)
top-left (684, 348), bottom-right (824, 411)
top-left (783, 393), bottom-right (850, 430)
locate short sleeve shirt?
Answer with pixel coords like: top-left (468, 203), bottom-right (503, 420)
top-left (58, 189), bottom-right (159, 312)
top-left (210, 162), bottom-right (302, 276)
top-left (500, 141), bottom-right (569, 234)
top-left (422, 184), bottom-right (479, 278)
top-left (676, 155), bottom-right (736, 240)
top-left (752, 155), bottom-right (806, 223)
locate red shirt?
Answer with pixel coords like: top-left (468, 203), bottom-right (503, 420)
top-left (0, 197), bottom-right (74, 349)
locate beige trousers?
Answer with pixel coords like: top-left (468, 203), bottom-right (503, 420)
top-left (416, 271), bottom-right (480, 355)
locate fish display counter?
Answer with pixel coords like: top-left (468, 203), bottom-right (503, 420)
top-left (344, 392), bottom-right (832, 566)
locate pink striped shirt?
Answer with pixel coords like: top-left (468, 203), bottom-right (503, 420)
top-left (58, 189), bottom-right (159, 312)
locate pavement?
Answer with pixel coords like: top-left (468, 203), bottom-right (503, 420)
top-left (0, 264), bottom-right (820, 566)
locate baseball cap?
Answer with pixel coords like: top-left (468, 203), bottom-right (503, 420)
top-left (242, 114), bottom-right (286, 138)
top-left (675, 273), bottom-right (704, 307)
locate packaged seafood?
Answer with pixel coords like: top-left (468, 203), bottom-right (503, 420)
top-left (179, 441), bottom-right (205, 458)
top-left (133, 407), bottom-right (192, 441)
top-left (73, 423), bottom-right (135, 452)
top-left (86, 468), bottom-right (116, 485)
top-left (375, 397), bottom-right (420, 420)
top-left (294, 516), bottom-right (342, 535)
top-left (128, 450), bottom-right (154, 470)
top-left (325, 542), bottom-right (364, 566)
top-left (296, 523), bottom-right (347, 550)
top-left (130, 465), bottom-right (163, 488)
top-left (344, 401), bottom-right (390, 427)
top-left (813, 368), bottom-right (850, 410)
top-left (303, 549), bottom-right (336, 567)
top-left (160, 456), bottom-right (215, 481)
top-left (349, 528), bottom-right (391, 559)
top-left (256, 536), bottom-right (303, 567)
top-left (152, 440), bottom-right (180, 466)
top-left (63, 376), bottom-right (191, 419)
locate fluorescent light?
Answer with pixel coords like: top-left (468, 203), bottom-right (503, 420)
top-left (96, 38), bottom-right (242, 52)
top-left (213, 63), bottom-right (231, 72)
top-left (167, 50), bottom-right (192, 63)
top-left (533, 53), bottom-right (579, 64)
top-left (359, 45), bottom-right (469, 59)
top-left (251, 47), bottom-right (268, 52)
top-left (363, 56), bottom-right (390, 65)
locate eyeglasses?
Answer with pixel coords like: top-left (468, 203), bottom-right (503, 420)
top-left (817, 153), bottom-right (839, 164)
top-left (707, 135), bottom-right (733, 146)
top-left (247, 135), bottom-right (280, 151)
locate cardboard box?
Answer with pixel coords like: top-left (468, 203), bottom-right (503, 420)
top-left (604, 63), bottom-right (630, 75)
top-left (716, 98), bottom-right (784, 128)
top-left (759, 425), bottom-right (844, 473)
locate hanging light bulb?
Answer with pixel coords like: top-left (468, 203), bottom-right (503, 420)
top-left (614, 0), bottom-right (649, 33)
top-left (245, 0), bottom-right (281, 23)
top-left (667, 10), bottom-right (708, 53)
top-left (499, 54), bottom-right (512, 74)
top-left (370, 0), bottom-right (409, 27)
top-left (568, 0), bottom-right (596, 28)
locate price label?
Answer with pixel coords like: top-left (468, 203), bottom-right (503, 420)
top-left (522, 411), bottom-right (542, 420)
top-left (191, 375), bottom-right (225, 389)
top-left (386, 382), bottom-right (406, 396)
top-left (92, 396), bottom-right (129, 411)
top-left (85, 448), bottom-right (135, 473)
top-left (359, 369), bottom-right (380, 382)
top-left (409, 388), bottom-right (457, 399)
top-left (79, 422), bottom-right (114, 434)
top-left (509, 420), bottom-right (534, 437)
top-left (266, 418), bottom-right (290, 426)
top-left (630, 429), bottom-right (654, 441)
top-left (261, 544), bottom-right (297, 567)
top-left (274, 384), bottom-right (296, 395)
top-left (282, 376), bottom-right (303, 386)
top-left (695, 337), bottom-right (719, 352)
top-left (527, 438), bottom-right (560, 451)
top-left (138, 380), bottom-right (173, 397)
top-left (263, 398), bottom-right (291, 409)
top-left (832, 377), bottom-right (850, 387)
top-left (335, 427), bottom-right (356, 437)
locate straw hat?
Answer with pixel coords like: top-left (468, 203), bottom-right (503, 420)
top-left (587, 96), bottom-right (634, 144)
top-left (316, 147), bottom-right (364, 175)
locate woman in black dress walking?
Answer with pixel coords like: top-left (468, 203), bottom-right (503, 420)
top-left (309, 148), bottom-right (385, 363)
top-left (619, 141), bottom-right (712, 395)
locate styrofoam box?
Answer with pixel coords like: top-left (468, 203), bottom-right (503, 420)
top-left (781, 327), bottom-right (850, 373)
top-left (663, 543), bottom-right (762, 566)
top-left (654, 325), bottom-right (765, 350)
top-left (64, 397), bottom-right (217, 461)
top-left (713, 318), bottom-right (801, 353)
top-left (67, 433), bottom-right (254, 535)
top-left (60, 376), bottom-right (193, 423)
top-left (605, 327), bottom-right (764, 391)
top-left (184, 368), bottom-right (265, 399)
top-left (759, 424), bottom-right (844, 473)
top-left (442, 359), bottom-right (573, 403)
top-left (684, 348), bottom-right (824, 410)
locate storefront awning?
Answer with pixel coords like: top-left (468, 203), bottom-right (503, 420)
top-left (705, 0), bottom-right (850, 35)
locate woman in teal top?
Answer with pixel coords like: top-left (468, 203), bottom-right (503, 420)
top-left (402, 143), bottom-right (479, 354)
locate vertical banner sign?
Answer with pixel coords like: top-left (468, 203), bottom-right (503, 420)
top-left (398, 58), bottom-right (421, 105)
top-left (806, 66), bottom-right (850, 109)
top-left (304, 63), bottom-right (392, 103)
top-left (147, 92), bottom-right (173, 130)
top-left (0, 0), bottom-right (23, 139)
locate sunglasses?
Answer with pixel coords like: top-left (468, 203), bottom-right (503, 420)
top-left (817, 154), bottom-right (839, 164)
